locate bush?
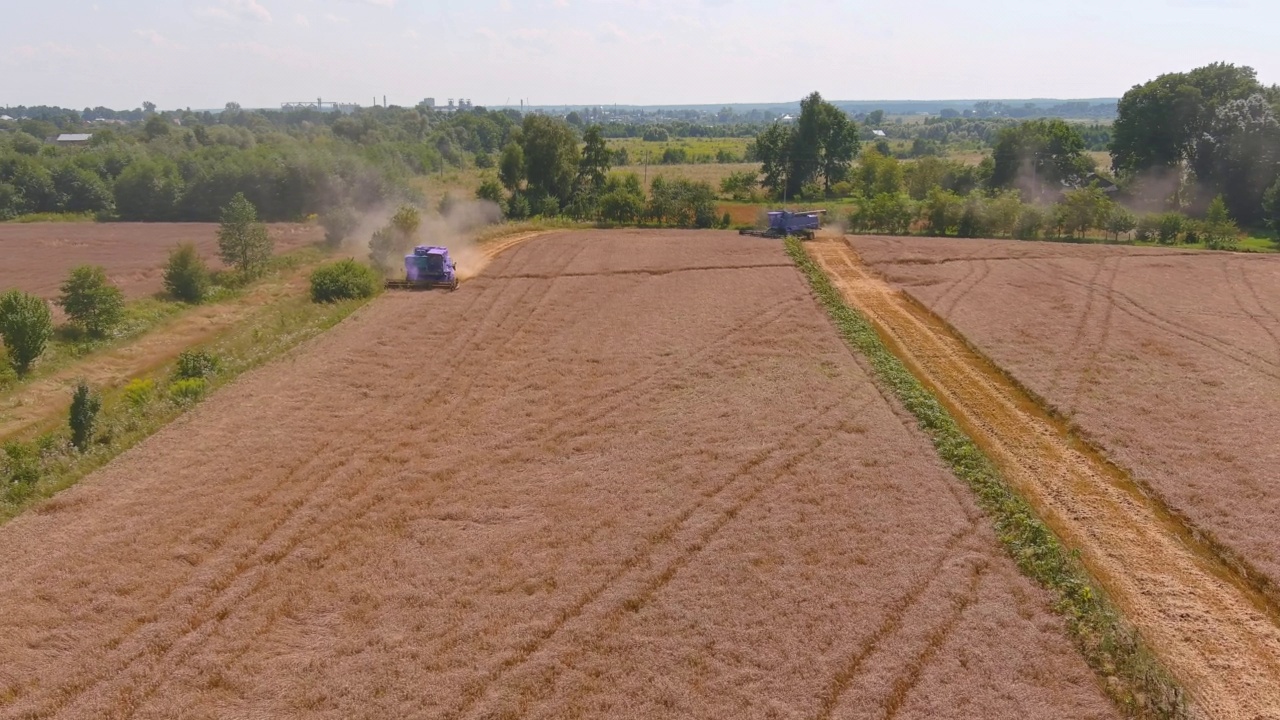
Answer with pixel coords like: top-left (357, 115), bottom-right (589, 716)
top-left (2, 441), bottom-right (40, 486)
top-left (1014, 206), bottom-right (1046, 240)
top-left (163, 243), bottom-right (212, 303)
top-left (0, 290), bottom-right (53, 376)
top-left (69, 380), bottom-right (101, 452)
top-left (1135, 214), bottom-right (1160, 242)
top-left (309, 259), bottom-right (382, 303)
top-left (58, 265), bottom-right (125, 338)
top-left (123, 378), bottom-right (156, 408)
top-left (175, 349), bottom-right (221, 380)
top-left (1157, 212), bottom-right (1186, 245)
top-left (168, 377), bottom-right (207, 404)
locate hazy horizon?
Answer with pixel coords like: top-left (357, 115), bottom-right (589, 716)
top-left (3, 0), bottom-right (1277, 110)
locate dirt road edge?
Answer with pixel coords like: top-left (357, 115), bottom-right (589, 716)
top-left (785, 236), bottom-right (1191, 720)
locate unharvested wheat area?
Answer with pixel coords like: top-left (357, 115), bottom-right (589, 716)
top-left (0, 231), bottom-right (1117, 719)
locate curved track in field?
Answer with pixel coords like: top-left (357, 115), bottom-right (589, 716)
top-left (807, 235), bottom-right (1280, 719)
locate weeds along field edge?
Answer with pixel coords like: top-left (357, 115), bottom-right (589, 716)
top-left (784, 236), bottom-right (1191, 720)
top-left (0, 291), bottom-right (371, 525)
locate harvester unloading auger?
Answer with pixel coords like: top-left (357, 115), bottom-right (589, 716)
top-left (385, 245), bottom-right (459, 291)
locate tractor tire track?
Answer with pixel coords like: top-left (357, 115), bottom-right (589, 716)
top-left (809, 236), bottom-right (1280, 719)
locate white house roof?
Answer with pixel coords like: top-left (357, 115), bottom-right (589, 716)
top-left (57, 133), bottom-right (92, 142)
top-left (872, 129), bottom-right (887, 137)
top-left (0, 115), bottom-right (13, 121)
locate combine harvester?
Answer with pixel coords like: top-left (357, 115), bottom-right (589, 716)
top-left (740, 209), bottom-right (826, 240)
top-left (385, 245), bottom-right (459, 291)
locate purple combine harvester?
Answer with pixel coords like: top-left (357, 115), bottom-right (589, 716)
top-left (739, 209), bottom-right (826, 240)
top-left (384, 245), bottom-right (459, 291)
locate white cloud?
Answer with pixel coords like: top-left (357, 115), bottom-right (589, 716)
top-left (196, 0), bottom-right (273, 23)
top-left (134, 29), bottom-right (184, 50)
top-left (293, 13), bottom-right (310, 26)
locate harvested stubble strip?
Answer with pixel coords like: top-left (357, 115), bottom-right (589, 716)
top-left (785, 235), bottom-right (1189, 719)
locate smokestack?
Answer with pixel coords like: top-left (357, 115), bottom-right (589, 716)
top-left (384, 95), bottom-right (387, 108)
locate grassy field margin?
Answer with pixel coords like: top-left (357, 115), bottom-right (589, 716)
top-left (785, 236), bottom-right (1191, 719)
top-left (0, 288), bottom-right (371, 525)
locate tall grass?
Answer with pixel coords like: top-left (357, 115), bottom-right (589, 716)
top-left (785, 236), bottom-right (1191, 719)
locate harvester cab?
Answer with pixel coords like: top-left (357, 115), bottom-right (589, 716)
top-left (386, 245), bottom-right (459, 291)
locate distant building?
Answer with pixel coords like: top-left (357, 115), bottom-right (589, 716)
top-left (0, 115), bottom-right (13, 122)
top-left (55, 133), bottom-right (93, 146)
top-left (872, 129), bottom-right (887, 137)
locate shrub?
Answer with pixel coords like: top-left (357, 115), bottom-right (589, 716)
top-left (58, 265), bottom-right (125, 338)
top-left (1014, 206), bottom-right (1046, 240)
top-left (309, 259), bottom-right (382, 303)
top-left (1203, 196), bottom-right (1240, 250)
top-left (0, 290), bottom-right (53, 376)
top-left (69, 380), bottom-right (101, 451)
top-left (175, 349), bottom-right (221, 380)
top-left (1157, 212), bottom-right (1186, 245)
top-left (168, 377), bottom-right (207, 404)
top-left (163, 243), bottom-right (212, 303)
top-left (2, 441), bottom-right (40, 486)
top-left (1135, 214), bottom-right (1160, 242)
top-left (123, 378), bottom-right (156, 408)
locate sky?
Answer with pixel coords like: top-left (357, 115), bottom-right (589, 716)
top-left (2, 0), bottom-right (1278, 110)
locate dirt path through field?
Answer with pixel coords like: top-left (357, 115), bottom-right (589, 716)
top-left (807, 235), bottom-right (1280, 719)
top-left (0, 231), bottom-right (546, 442)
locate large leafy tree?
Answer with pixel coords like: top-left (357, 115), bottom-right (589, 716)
top-left (754, 91), bottom-right (860, 199)
top-left (0, 290), bottom-right (53, 376)
top-left (1112, 62), bottom-right (1263, 175)
top-left (990, 119), bottom-right (1092, 196)
top-left (1191, 95), bottom-right (1280, 225)
top-left (519, 114), bottom-right (579, 206)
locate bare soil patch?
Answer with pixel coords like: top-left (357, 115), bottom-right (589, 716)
top-left (0, 231), bottom-right (1112, 719)
top-left (0, 222), bottom-right (322, 300)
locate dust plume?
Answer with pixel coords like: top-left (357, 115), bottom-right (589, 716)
top-left (337, 200), bottom-right (503, 280)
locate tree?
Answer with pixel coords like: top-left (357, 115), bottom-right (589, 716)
top-left (163, 243), bottom-right (212, 303)
top-left (866, 110), bottom-right (885, 126)
top-left (144, 114), bottom-right (171, 141)
top-left (753, 92), bottom-right (860, 198)
top-left (519, 114), bottom-right (579, 206)
top-left (216, 192), bottom-right (272, 277)
top-left (1105, 205), bottom-right (1138, 241)
top-left (719, 170), bottom-right (759, 201)
top-left (498, 142), bottom-right (525, 192)
top-left (599, 173), bottom-right (646, 223)
top-left (1190, 95), bottom-right (1280, 225)
top-left (1057, 186), bottom-right (1111, 238)
top-left (854, 148), bottom-right (904, 198)
top-left (1203, 195), bottom-right (1240, 250)
top-left (1112, 63), bottom-right (1263, 176)
top-left (69, 380), bottom-right (101, 452)
top-left (476, 177), bottom-right (505, 206)
top-left (58, 265), bottom-right (124, 337)
top-left (0, 290), bottom-right (53, 376)
top-left (1264, 179), bottom-right (1280, 239)
top-left (921, 188), bottom-right (963, 236)
top-left (113, 158), bottom-right (183, 220)
top-left (142, 101), bottom-right (157, 114)
top-left (990, 119), bottom-right (1092, 196)
top-left (369, 205), bottom-right (420, 274)
top-left (52, 166), bottom-right (113, 214)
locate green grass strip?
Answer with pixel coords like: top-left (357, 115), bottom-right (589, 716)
top-left (785, 236), bottom-right (1191, 719)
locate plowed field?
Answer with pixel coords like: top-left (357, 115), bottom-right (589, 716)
top-left (0, 231), bottom-right (1113, 719)
top-left (0, 222), bottom-right (322, 300)
top-left (850, 236), bottom-right (1280, 594)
